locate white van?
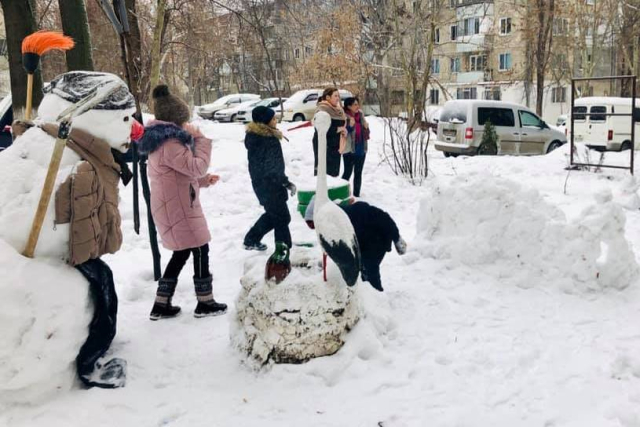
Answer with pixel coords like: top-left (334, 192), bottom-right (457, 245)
top-left (434, 100), bottom-right (567, 156)
top-left (568, 97), bottom-right (640, 151)
top-left (281, 89), bottom-right (353, 122)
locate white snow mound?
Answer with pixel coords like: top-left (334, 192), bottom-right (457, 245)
top-left (231, 248), bottom-right (360, 366)
top-left (0, 239), bottom-right (91, 408)
top-left (416, 175), bottom-right (638, 293)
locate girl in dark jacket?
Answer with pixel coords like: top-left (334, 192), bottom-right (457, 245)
top-left (244, 106), bottom-right (296, 251)
top-left (342, 97), bottom-right (369, 197)
top-left (312, 88), bottom-right (347, 177)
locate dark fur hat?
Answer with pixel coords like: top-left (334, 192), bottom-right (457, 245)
top-left (152, 84), bottom-right (190, 126)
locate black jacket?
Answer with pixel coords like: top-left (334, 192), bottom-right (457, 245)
top-left (245, 122), bottom-right (289, 206)
top-left (312, 117), bottom-right (345, 177)
top-left (341, 201), bottom-right (400, 259)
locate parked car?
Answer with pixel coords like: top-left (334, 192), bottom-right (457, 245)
top-left (236, 97), bottom-right (287, 123)
top-left (197, 93), bottom-right (260, 119)
top-left (281, 89), bottom-right (353, 122)
top-left (434, 100), bottom-right (567, 157)
top-left (214, 99), bottom-right (261, 122)
top-left (568, 97), bottom-right (640, 151)
top-left (0, 93), bottom-right (13, 152)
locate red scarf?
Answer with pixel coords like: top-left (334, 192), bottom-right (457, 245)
top-left (347, 111), bottom-right (362, 144)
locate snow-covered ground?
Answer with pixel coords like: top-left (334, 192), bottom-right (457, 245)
top-left (4, 118), bottom-right (640, 426)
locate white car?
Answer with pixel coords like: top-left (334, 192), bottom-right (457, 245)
top-left (236, 97), bottom-right (288, 123)
top-left (214, 100), bottom-right (261, 122)
top-left (197, 93), bottom-right (259, 119)
top-left (281, 89), bottom-right (353, 122)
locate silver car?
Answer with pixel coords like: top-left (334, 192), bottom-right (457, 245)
top-left (434, 100), bottom-right (567, 157)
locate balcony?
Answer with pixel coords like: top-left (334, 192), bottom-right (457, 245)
top-left (456, 71), bottom-right (484, 84)
top-left (456, 34), bottom-right (494, 53)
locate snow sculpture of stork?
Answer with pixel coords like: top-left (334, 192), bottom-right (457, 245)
top-left (312, 111), bottom-right (361, 287)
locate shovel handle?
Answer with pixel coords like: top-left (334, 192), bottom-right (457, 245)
top-left (25, 74), bottom-right (33, 121)
top-left (22, 133), bottom-right (68, 258)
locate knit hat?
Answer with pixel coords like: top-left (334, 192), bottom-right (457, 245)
top-left (252, 106), bottom-right (275, 125)
top-left (152, 84), bottom-right (190, 126)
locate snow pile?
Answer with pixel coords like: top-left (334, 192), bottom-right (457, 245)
top-left (416, 175), bottom-right (638, 293)
top-left (0, 240), bottom-right (90, 408)
top-left (231, 248), bottom-right (360, 366)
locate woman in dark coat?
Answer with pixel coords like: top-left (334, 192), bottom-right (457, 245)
top-left (312, 88), bottom-right (347, 177)
top-left (244, 106), bottom-right (296, 251)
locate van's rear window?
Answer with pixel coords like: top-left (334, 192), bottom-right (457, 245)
top-left (590, 106), bottom-right (606, 122)
top-left (573, 106), bottom-right (587, 121)
top-left (478, 107), bottom-right (515, 127)
top-left (440, 102), bottom-right (468, 123)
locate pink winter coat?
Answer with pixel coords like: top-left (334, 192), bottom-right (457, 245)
top-left (139, 120), bottom-right (212, 251)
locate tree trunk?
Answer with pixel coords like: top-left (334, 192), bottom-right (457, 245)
top-left (0, 0), bottom-right (44, 119)
top-left (121, 0), bottom-right (144, 106)
top-left (148, 0), bottom-right (167, 100)
top-left (58, 0), bottom-right (94, 71)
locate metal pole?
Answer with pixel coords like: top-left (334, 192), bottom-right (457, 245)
top-left (570, 79), bottom-right (575, 168)
top-left (632, 76), bottom-right (636, 175)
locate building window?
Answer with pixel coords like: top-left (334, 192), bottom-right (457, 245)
top-left (305, 46), bottom-right (312, 56)
top-left (450, 57), bottom-right (461, 73)
top-left (449, 0), bottom-right (456, 8)
top-left (431, 58), bottom-right (440, 74)
top-left (457, 87), bottom-right (477, 99)
top-left (462, 17), bottom-right (480, 36)
top-left (435, 28), bottom-right (440, 43)
top-left (391, 90), bottom-right (405, 105)
top-left (553, 18), bottom-right (568, 36)
top-left (552, 87), bottom-right (566, 103)
top-left (469, 55), bottom-right (486, 72)
top-left (499, 18), bottom-right (512, 35)
top-left (0, 39), bottom-right (7, 57)
top-left (450, 25), bottom-right (458, 41)
top-left (499, 53), bottom-right (512, 71)
top-left (484, 87), bottom-right (501, 101)
top-left (429, 89), bottom-right (440, 105)
top-left (294, 48), bottom-right (300, 59)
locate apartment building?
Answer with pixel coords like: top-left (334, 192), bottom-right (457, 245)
top-left (422, 0), bottom-right (616, 123)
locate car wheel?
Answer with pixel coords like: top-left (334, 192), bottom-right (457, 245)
top-left (477, 142), bottom-right (497, 156)
top-left (621, 141), bottom-right (632, 151)
top-left (444, 152), bottom-right (458, 158)
top-left (293, 114), bottom-right (305, 122)
top-left (546, 140), bottom-right (563, 154)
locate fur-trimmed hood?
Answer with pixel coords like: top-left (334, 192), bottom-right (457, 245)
top-left (138, 120), bottom-right (194, 155)
top-left (246, 121), bottom-right (283, 140)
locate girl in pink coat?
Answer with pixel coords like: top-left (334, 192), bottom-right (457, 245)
top-left (139, 85), bottom-right (227, 320)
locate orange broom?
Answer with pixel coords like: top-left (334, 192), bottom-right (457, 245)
top-left (21, 31), bottom-right (74, 120)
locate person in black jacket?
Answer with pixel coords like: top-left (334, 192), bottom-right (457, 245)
top-left (243, 106), bottom-right (296, 251)
top-left (312, 88), bottom-right (347, 177)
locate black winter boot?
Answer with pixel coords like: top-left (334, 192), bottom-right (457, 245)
top-left (193, 276), bottom-right (228, 318)
top-left (150, 278), bottom-right (182, 321)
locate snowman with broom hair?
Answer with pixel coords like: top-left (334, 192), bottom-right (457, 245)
top-left (0, 32), bottom-right (141, 394)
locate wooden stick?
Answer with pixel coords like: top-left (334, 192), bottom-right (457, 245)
top-left (22, 134), bottom-right (67, 258)
top-left (25, 73), bottom-right (33, 121)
